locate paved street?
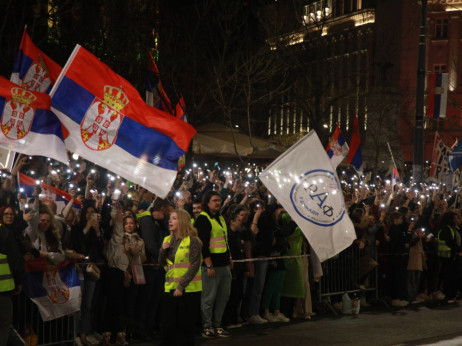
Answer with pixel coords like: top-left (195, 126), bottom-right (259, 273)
top-left (187, 301), bottom-right (462, 346)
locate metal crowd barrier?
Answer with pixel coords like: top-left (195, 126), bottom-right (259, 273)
top-left (317, 244), bottom-right (380, 312)
top-left (13, 292), bottom-right (76, 346)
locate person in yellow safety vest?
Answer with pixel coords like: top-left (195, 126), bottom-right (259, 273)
top-left (0, 224), bottom-right (25, 346)
top-left (158, 208), bottom-right (202, 346)
top-left (191, 198), bottom-right (202, 226)
top-left (195, 191), bottom-right (232, 338)
top-left (437, 211), bottom-right (462, 302)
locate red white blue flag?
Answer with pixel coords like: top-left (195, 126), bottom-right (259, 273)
top-left (428, 73), bottom-right (448, 118)
top-left (326, 124), bottom-right (349, 169)
top-left (11, 28), bottom-right (62, 93)
top-left (19, 172), bottom-right (82, 211)
top-left (146, 52), bottom-right (172, 113)
top-left (0, 76), bottom-right (68, 163)
top-left (346, 116), bottom-right (363, 175)
top-left (23, 258), bottom-right (81, 321)
top-left (50, 45), bottom-right (196, 198)
top-left (392, 166), bottom-right (399, 186)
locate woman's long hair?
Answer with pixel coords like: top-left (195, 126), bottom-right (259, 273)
top-left (39, 205), bottom-right (60, 252)
top-left (172, 208), bottom-right (202, 246)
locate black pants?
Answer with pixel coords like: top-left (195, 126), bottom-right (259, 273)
top-left (102, 267), bottom-right (126, 334)
top-left (160, 291), bottom-right (201, 346)
top-left (137, 268), bottom-right (165, 333)
top-left (441, 258), bottom-right (457, 299)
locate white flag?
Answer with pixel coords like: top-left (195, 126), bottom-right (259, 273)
top-left (260, 131), bottom-right (356, 262)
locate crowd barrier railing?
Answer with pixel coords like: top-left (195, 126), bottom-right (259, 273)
top-left (13, 292), bottom-right (76, 346)
top-left (317, 244), bottom-right (380, 312)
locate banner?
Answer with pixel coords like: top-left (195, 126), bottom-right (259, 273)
top-left (260, 131), bottom-right (356, 262)
top-left (50, 45), bottom-right (196, 198)
top-left (430, 132), bottom-right (450, 182)
top-left (23, 258), bottom-right (81, 321)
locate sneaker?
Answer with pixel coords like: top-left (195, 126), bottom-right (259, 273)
top-left (432, 291), bottom-right (445, 301)
top-left (247, 315), bottom-right (267, 325)
top-left (215, 327), bottom-right (231, 338)
top-left (391, 299), bottom-right (409, 307)
top-left (202, 327), bottom-right (217, 338)
top-left (272, 313), bottom-right (290, 323)
top-left (263, 313), bottom-right (275, 322)
top-left (447, 299), bottom-right (456, 304)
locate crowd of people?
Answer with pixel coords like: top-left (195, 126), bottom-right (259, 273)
top-left (1, 153), bottom-right (462, 346)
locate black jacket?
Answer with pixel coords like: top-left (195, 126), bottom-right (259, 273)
top-left (0, 226), bottom-right (25, 293)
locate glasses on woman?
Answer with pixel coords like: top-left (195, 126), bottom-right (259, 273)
top-left (3, 213), bottom-right (14, 216)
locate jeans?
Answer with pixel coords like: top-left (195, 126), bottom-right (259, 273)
top-left (248, 258), bottom-right (268, 316)
top-left (406, 270), bottom-right (421, 302)
top-left (78, 272), bottom-right (97, 334)
top-left (201, 266), bottom-right (232, 328)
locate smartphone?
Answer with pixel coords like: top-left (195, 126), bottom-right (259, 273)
top-left (113, 189), bottom-right (121, 200)
top-left (91, 213), bottom-right (97, 221)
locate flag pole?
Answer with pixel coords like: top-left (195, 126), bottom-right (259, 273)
top-left (387, 141), bottom-right (397, 169)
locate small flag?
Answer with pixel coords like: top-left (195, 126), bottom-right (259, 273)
top-left (23, 258), bottom-right (81, 321)
top-left (346, 116), bottom-right (363, 175)
top-left (428, 73), bottom-right (449, 118)
top-left (19, 173), bottom-right (82, 211)
top-left (11, 28), bottom-right (62, 93)
top-left (146, 52), bottom-right (172, 113)
top-left (326, 124), bottom-right (349, 169)
top-left (0, 76), bottom-right (68, 164)
top-left (392, 166), bottom-right (399, 186)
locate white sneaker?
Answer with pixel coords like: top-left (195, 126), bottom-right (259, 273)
top-left (272, 313), bottom-right (290, 322)
top-left (433, 291), bottom-right (445, 301)
top-left (391, 299), bottom-right (408, 307)
top-left (263, 314), bottom-right (275, 322)
top-left (247, 315), bottom-right (267, 325)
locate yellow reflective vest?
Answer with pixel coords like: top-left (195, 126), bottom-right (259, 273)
top-left (438, 226), bottom-right (455, 258)
top-left (199, 211), bottom-right (228, 254)
top-left (163, 235), bottom-right (202, 293)
top-left (0, 253), bottom-right (14, 292)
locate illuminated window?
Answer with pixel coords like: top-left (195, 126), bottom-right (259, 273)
top-left (434, 64), bottom-right (447, 73)
top-left (435, 18), bottom-right (448, 39)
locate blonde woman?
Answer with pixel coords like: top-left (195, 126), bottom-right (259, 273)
top-left (158, 208), bottom-right (202, 346)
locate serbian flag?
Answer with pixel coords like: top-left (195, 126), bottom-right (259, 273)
top-left (346, 116), bottom-right (363, 175)
top-left (146, 52), bottom-right (172, 114)
top-left (19, 172), bottom-right (81, 212)
top-left (0, 76), bottom-right (68, 163)
top-left (23, 258), bottom-right (81, 321)
top-left (50, 45), bottom-right (196, 198)
top-left (326, 124), bottom-right (349, 169)
top-left (392, 166), bottom-right (399, 186)
top-left (428, 73), bottom-right (448, 118)
top-left (11, 28), bottom-right (62, 93)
